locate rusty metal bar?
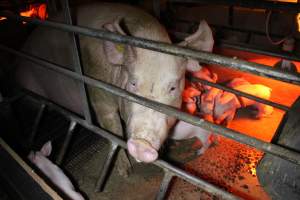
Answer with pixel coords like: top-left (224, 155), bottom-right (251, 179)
top-left (1, 45), bottom-right (300, 166)
top-left (29, 103), bottom-right (46, 146)
top-left (56, 120), bottom-right (77, 165)
top-left (61, 0), bottom-right (92, 124)
top-left (187, 75), bottom-right (290, 112)
top-left (22, 90), bottom-right (239, 200)
top-left (94, 142), bottom-right (119, 192)
top-left (155, 170), bottom-right (174, 200)
top-left (1, 13), bottom-right (300, 85)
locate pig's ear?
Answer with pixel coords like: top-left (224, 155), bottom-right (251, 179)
top-left (179, 20), bottom-right (214, 72)
top-left (102, 18), bottom-right (136, 65)
top-left (40, 141), bottom-right (52, 157)
top-left (186, 59), bottom-right (202, 72)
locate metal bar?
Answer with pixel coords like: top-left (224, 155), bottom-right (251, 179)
top-left (1, 13), bottom-right (300, 85)
top-left (23, 90), bottom-right (239, 200)
top-left (61, 0), bottom-right (92, 124)
top-left (187, 75), bottom-right (290, 111)
top-left (29, 103), bottom-right (46, 146)
top-left (169, 30), bottom-right (300, 63)
top-left (155, 171), bottom-right (174, 200)
top-left (219, 40), bottom-right (300, 62)
top-left (94, 142), bottom-right (119, 192)
top-left (155, 160), bottom-right (239, 199)
top-left (56, 120), bottom-right (77, 165)
top-left (169, 0), bottom-right (300, 12)
top-left (2, 45), bottom-right (300, 166)
top-left (175, 18), bottom-right (299, 43)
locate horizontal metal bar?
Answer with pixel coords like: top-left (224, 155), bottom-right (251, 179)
top-left (94, 142), bottom-right (119, 192)
top-left (1, 13), bottom-right (300, 85)
top-left (169, 0), bottom-right (300, 12)
top-left (155, 171), bottom-right (174, 200)
top-left (170, 30), bottom-right (300, 63)
top-left (219, 40), bottom-right (300, 62)
top-left (175, 18), bottom-right (299, 43)
top-left (187, 75), bottom-right (290, 111)
top-left (4, 45), bottom-right (300, 166)
top-left (23, 89), bottom-right (239, 200)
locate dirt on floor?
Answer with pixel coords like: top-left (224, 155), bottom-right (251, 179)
top-left (63, 119), bottom-right (271, 200)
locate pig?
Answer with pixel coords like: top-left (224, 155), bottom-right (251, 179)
top-left (227, 78), bottom-right (273, 118)
top-left (199, 87), bottom-right (241, 126)
top-left (170, 120), bottom-right (215, 155)
top-left (182, 86), bottom-right (201, 114)
top-left (28, 141), bottom-right (85, 200)
top-left (191, 66), bottom-right (218, 91)
top-left (16, 3), bottom-right (215, 176)
top-left (213, 91), bottom-right (241, 125)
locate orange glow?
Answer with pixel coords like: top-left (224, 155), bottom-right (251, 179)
top-left (182, 86), bottom-right (201, 114)
top-left (182, 86), bottom-right (201, 103)
top-left (297, 13), bottom-right (300, 32)
top-left (0, 17), bottom-right (7, 21)
top-left (20, 4), bottom-right (48, 20)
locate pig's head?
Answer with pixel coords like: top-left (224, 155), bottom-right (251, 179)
top-left (28, 141), bottom-right (53, 169)
top-left (102, 19), bottom-right (214, 162)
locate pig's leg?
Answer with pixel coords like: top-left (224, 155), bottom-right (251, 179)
top-left (96, 107), bottom-right (131, 177)
top-left (196, 134), bottom-right (213, 155)
top-left (90, 90), bottom-right (131, 177)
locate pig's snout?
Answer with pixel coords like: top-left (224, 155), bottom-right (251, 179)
top-left (127, 139), bottom-right (158, 163)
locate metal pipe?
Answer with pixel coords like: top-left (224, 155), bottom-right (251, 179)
top-left (56, 120), bottom-right (77, 165)
top-left (187, 75), bottom-right (290, 111)
top-left (155, 160), bottom-right (240, 199)
top-left (169, 30), bottom-right (300, 63)
top-left (219, 40), bottom-right (300, 63)
top-left (94, 142), bottom-right (119, 192)
top-left (29, 103), bottom-right (46, 146)
top-left (23, 90), bottom-right (239, 200)
top-left (169, 0), bottom-right (300, 12)
top-left (155, 171), bottom-right (174, 200)
top-left (2, 45), bottom-right (300, 166)
top-left (61, 0), bottom-right (92, 124)
top-left (1, 13), bottom-right (300, 85)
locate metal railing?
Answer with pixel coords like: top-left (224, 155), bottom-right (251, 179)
top-left (1, 2), bottom-right (300, 199)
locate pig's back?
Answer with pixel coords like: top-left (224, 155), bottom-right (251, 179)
top-left (16, 3), bottom-right (168, 115)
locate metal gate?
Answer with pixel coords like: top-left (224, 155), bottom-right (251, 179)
top-left (1, 1), bottom-right (300, 199)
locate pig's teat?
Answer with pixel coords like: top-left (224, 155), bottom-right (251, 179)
top-left (127, 138), bottom-right (158, 163)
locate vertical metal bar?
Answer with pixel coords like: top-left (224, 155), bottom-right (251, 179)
top-left (29, 103), bottom-right (46, 146)
top-left (56, 120), bottom-right (77, 165)
top-left (62, 0), bottom-right (92, 124)
top-left (94, 142), bottom-right (119, 192)
top-left (156, 171), bottom-right (174, 200)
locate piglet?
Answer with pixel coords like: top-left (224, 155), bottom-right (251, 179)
top-left (191, 67), bottom-right (218, 91)
top-left (28, 141), bottom-right (85, 200)
top-left (227, 78), bottom-right (274, 118)
top-left (213, 91), bottom-right (241, 126)
top-left (171, 120), bottom-right (215, 155)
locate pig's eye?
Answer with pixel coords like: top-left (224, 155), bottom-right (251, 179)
top-left (168, 84), bottom-right (178, 95)
top-left (127, 80), bottom-right (137, 92)
top-left (170, 87), bottom-right (176, 92)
